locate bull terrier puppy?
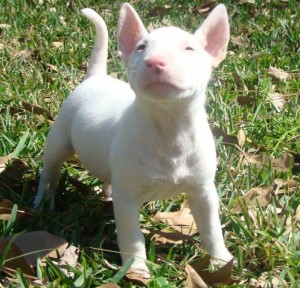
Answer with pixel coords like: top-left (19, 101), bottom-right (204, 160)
top-left (35, 3), bottom-right (233, 277)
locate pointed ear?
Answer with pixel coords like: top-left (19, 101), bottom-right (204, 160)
top-left (117, 3), bottom-right (148, 62)
top-left (195, 4), bottom-right (230, 68)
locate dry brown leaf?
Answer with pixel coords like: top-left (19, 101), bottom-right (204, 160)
top-left (68, 176), bottom-right (90, 195)
top-left (185, 263), bottom-right (208, 288)
top-left (232, 72), bottom-right (247, 90)
top-left (0, 238), bottom-right (35, 276)
top-left (6, 231), bottom-right (69, 267)
top-left (97, 284), bottom-right (121, 288)
top-left (16, 49), bottom-right (33, 60)
top-left (240, 0), bottom-right (255, 3)
top-left (22, 101), bottom-right (54, 121)
top-left (253, 271), bottom-right (286, 287)
top-left (189, 255), bottom-right (234, 286)
top-left (57, 245), bottom-right (78, 276)
top-left (0, 158), bottom-right (28, 181)
top-left (237, 129), bottom-right (246, 147)
top-left (146, 6), bottom-right (171, 17)
top-left (46, 63), bottom-right (58, 72)
top-left (268, 66), bottom-right (291, 81)
top-left (268, 92), bottom-right (286, 112)
top-left (237, 96), bottom-right (254, 106)
top-left (244, 152), bottom-right (293, 172)
top-left (151, 228), bottom-right (194, 245)
top-left (232, 185), bottom-right (283, 214)
top-left (244, 153), bottom-right (268, 166)
top-left (195, 0), bottom-right (217, 13)
top-left (52, 41), bottom-right (63, 48)
top-left (0, 153), bottom-right (14, 165)
top-left (294, 205), bottom-right (300, 221)
top-left (231, 36), bottom-right (250, 48)
top-left (125, 269), bottom-right (150, 286)
top-left (211, 127), bottom-right (238, 145)
top-left (0, 24), bottom-right (11, 29)
top-left (272, 153), bottom-right (293, 172)
top-left (0, 200), bottom-right (13, 221)
top-left (274, 178), bottom-right (297, 193)
top-left (0, 198), bottom-right (27, 221)
top-left (152, 207), bottom-right (197, 234)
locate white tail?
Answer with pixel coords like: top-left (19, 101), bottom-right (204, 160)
top-left (81, 8), bottom-right (108, 77)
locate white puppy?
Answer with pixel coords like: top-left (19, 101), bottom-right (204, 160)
top-left (35, 3), bottom-right (233, 276)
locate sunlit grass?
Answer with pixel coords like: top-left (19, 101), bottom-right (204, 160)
top-left (0, 0), bottom-right (299, 287)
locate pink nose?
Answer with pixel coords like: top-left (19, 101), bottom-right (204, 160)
top-left (145, 56), bottom-right (167, 74)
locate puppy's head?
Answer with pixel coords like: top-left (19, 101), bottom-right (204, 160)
top-left (118, 3), bottom-right (230, 104)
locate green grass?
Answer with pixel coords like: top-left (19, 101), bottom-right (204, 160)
top-left (0, 0), bottom-right (299, 287)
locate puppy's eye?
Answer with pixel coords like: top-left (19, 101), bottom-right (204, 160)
top-left (136, 43), bottom-right (146, 51)
top-left (185, 46), bottom-right (195, 51)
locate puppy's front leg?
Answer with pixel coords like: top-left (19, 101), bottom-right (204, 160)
top-left (188, 184), bottom-right (233, 264)
top-left (112, 186), bottom-right (149, 277)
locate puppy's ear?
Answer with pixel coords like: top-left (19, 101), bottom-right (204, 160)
top-left (117, 3), bottom-right (148, 62)
top-left (195, 4), bottom-right (230, 68)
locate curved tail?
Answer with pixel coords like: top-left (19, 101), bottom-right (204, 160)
top-left (81, 8), bottom-right (108, 78)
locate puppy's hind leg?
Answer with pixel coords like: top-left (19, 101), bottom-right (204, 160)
top-left (34, 129), bottom-right (74, 210)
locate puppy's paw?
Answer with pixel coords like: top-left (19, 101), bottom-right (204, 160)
top-left (211, 251), bottom-right (234, 268)
top-left (130, 261), bottom-right (151, 279)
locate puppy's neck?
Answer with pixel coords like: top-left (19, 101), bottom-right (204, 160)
top-left (134, 94), bottom-right (206, 139)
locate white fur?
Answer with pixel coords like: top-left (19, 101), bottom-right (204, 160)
top-left (35, 3), bottom-right (233, 276)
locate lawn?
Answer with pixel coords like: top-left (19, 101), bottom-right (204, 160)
top-left (0, 0), bottom-right (299, 287)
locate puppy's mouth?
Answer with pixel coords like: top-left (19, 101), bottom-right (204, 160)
top-left (143, 80), bottom-right (185, 96)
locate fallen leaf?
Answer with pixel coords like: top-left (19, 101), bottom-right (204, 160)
top-left (52, 41), bottom-right (63, 48)
top-left (0, 153), bottom-right (14, 165)
top-left (188, 255), bottom-right (234, 286)
top-left (146, 6), bottom-right (171, 17)
top-left (240, 0), bottom-right (255, 3)
top-left (152, 208), bottom-right (197, 235)
top-left (125, 269), bottom-right (149, 286)
top-left (232, 72), bottom-right (247, 90)
top-left (211, 127), bottom-right (238, 145)
top-left (237, 129), bottom-right (246, 146)
top-left (57, 245), bottom-right (78, 277)
top-left (185, 263), bottom-right (208, 288)
top-left (0, 238), bottom-right (35, 276)
top-left (0, 199), bottom-right (26, 221)
top-left (150, 228), bottom-right (194, 245)
top-left (268, 92), bottom-right (286, 112)
top-left (0, 198), bottom-right (14, 214)
top-left (0, 24), bottom-right (11, 29)
top-left (0, 158), bottom-right (28, 180)
top-left (231, 36), bottom-right (250, 48)
top-left (254, 271), bottom-right (286, 287)
top-left (268, 66), bottom-right (291, 81)
top-left (272, 153), bottom-right (293, 172)
top-left (98, 284), bottom-right (121, 288)
top-left (294, 205), bottom-right (300, 221)
top-left (22, 101), bottom-right (54, 121)
top-left (236, 95), bottom-right (254, 106)
top-left (195, 0), bottom-right (217, 13)
top-left (232, 185), bottom-right (282, 214)
top-left (16, 49), bottom-right (33, 61)
top-left (244, 152), bottom-right (293, 172)
top-left (274, 178), bottom-right (297, 192)
top-left (6, 231), bottom-right (69, 267)
top-left (68, 176), bottom-right (90, 195)
top-left (46, 63), bottom-right (58, 72)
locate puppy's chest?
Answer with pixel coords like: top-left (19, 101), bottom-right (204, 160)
top-left (131, 146), bottom-right (200, 197)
